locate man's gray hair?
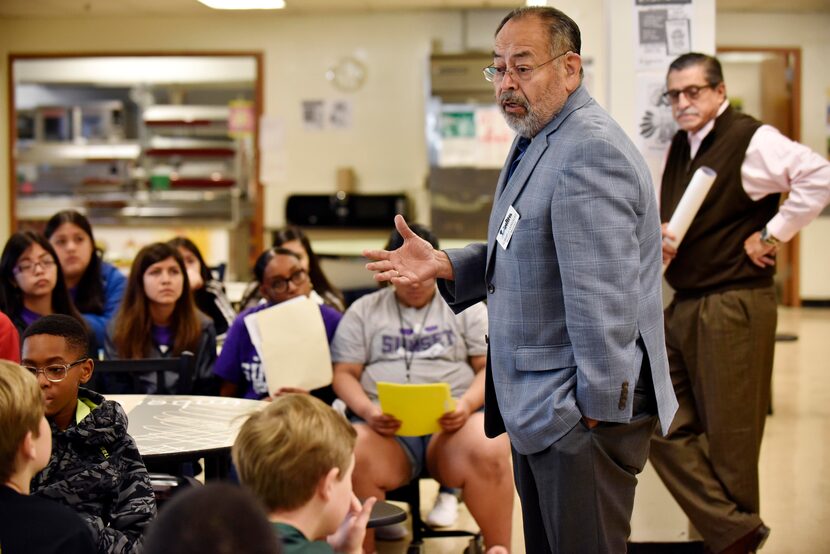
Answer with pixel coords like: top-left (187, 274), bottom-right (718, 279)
top-left (668, 52), bottom-right (724, 86)
top-left (496, 6), bottom-right (582, 58)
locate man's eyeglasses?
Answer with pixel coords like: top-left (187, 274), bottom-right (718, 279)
top-left (662, 84), bottom-right (715, 103)
top-left (267, 269), bottom-right (308, 293)
top-left (24, 358), bottom-right (89, 383)
top-left (483, 50), bottom-right (571, 83)
top-left (14, 258), bottom-right (56, 275)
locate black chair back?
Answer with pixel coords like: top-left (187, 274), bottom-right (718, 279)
top-left (92, 352), bottom-right (195, 394)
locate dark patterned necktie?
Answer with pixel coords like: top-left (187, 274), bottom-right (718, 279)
top-left (506, 137), bottom-right (531, 182)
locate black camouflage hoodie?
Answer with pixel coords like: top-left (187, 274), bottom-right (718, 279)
top-left (31, 388), bottom-right (157, 554)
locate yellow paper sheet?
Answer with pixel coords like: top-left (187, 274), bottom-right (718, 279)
top-left (244, 297), bottom-right (332, 396)
top-left (377, 382), bottom-right (456, 437)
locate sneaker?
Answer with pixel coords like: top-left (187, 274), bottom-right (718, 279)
top-left (425, 491), bottom-right (459, 527)
top-left (374, 522), bottom-right (408, 541)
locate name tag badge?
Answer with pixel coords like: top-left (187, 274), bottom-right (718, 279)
top-left (496, 205), bottom-right (520, 250)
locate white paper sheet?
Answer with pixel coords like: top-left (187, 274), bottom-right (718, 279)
top-left (243, 297), bottom-right (332, 395)
top-left (258, 115), bottom-right (287, 185)
top-left (663, 166), bottom-right (717, 272)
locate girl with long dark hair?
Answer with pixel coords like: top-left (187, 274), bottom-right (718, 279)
top-left (44, 210), bottom-right (126, 349)
top-left (105, 242), bottom-right (216, 394)
top-left (0, 231), bottom-right (86, 340)
top-left (167, 237), bottom-right (235, 336)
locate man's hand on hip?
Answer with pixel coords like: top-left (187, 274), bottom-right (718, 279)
top-left (744, 231), bottom-right (777, 268)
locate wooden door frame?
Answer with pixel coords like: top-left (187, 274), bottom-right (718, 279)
top-left (717, 46), bottom-right (802, 307)
top-left (6, 51), bottom-right (264, 268)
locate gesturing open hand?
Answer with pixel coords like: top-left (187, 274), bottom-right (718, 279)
top-left (363, 215), bottom-right (453, 284)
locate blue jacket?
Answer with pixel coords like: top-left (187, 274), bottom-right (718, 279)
top-left (82, 262), bottom-right (127, 351)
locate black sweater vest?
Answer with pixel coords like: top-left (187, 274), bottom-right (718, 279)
top-left (661, 107), bottom-right (778, 295)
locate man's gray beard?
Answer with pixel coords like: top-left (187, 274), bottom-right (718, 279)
top-left (500, 105), bottom-right (547, 138)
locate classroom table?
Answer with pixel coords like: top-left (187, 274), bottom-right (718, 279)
top-left (108, 394), bottom-right (263, 479)
top-left (108, 393), bottom-right (407, 529)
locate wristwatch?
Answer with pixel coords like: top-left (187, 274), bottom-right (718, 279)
top-left (760, 226), bottom-right (780, 246)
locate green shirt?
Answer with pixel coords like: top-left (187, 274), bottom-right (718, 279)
top-left (272, 522), bottom-right (334, 554)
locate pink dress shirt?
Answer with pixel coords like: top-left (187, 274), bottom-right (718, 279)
top-left (678, 100), bottom-right (830, 242)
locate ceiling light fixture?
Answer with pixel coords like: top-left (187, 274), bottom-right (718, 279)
top-left (526, 0), bottom-right (547, 6)
top-left (197, 0), bottom-right (285, 9)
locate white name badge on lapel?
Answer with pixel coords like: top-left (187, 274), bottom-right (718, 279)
top-left (496, 205), bottom-right (520, 250)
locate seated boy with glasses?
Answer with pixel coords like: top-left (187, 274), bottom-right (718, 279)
top-left (21, 314), bottom-right (156, 554)
top-left (215, 247), bottom-right (342, 403)
top-left (0, 359), bottom-right (95, 554)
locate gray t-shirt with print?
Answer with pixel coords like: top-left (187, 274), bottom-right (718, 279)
top-left (330, 287), bottom-right (488, 402)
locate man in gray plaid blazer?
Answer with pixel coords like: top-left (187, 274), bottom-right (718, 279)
top-left (366, 7), bottom-right (677, 554)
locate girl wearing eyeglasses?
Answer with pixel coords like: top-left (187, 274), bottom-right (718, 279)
top-left (44, 210), bottom-right (127, 353)
top-left (215, 247), bottom-right (342, 402)
top-left (272, 225), bottom-right (346, 312)
top-left (105, 242), bottom-right (217, 394)
top-left (0, 231), bottom-right (86, 341)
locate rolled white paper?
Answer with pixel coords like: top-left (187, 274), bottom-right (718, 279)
top-left (663, 166), bottom-right (717, 272)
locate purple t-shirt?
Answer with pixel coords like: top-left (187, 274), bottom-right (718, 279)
top-left (20, 307), bottom-right (42, 329)
top-left (151, 325), bottom-right (173, 354)
top-left (214, 302), bottom-right (342, 399)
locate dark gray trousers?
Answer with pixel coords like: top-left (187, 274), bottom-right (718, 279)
top-left (512, 375), bottom-right (658, 553)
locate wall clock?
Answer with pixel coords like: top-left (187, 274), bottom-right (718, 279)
top-left (326, 56), bottom-right (367, 92)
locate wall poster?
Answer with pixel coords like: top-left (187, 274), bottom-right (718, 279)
top-left (635, 73), bottom-right (678, 181)
top-left (633, 0), bottom-right (693, 184)
top-left (635, 0), bottom-right (693, 71)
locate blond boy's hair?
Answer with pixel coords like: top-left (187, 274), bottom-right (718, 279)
top-left (232, 394), bottom-right (356, 512)
top-left (0, 361), bottom-right (45, 483)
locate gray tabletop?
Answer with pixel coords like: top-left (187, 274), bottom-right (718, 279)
top-left (108, 395), bottom-right (264, 458)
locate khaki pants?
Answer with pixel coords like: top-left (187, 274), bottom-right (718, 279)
top-left (650, 285), bottom-right (777, 552)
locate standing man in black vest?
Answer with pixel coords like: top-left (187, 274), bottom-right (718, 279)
top-left (650, 52), bottom-right (830, 554)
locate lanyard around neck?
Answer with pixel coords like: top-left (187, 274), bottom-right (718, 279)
top-left (395, 296), bottom-right (434, 382)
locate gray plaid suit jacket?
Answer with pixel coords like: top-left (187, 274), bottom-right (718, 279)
top-left (439, 85), bottom-right (677, 455)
